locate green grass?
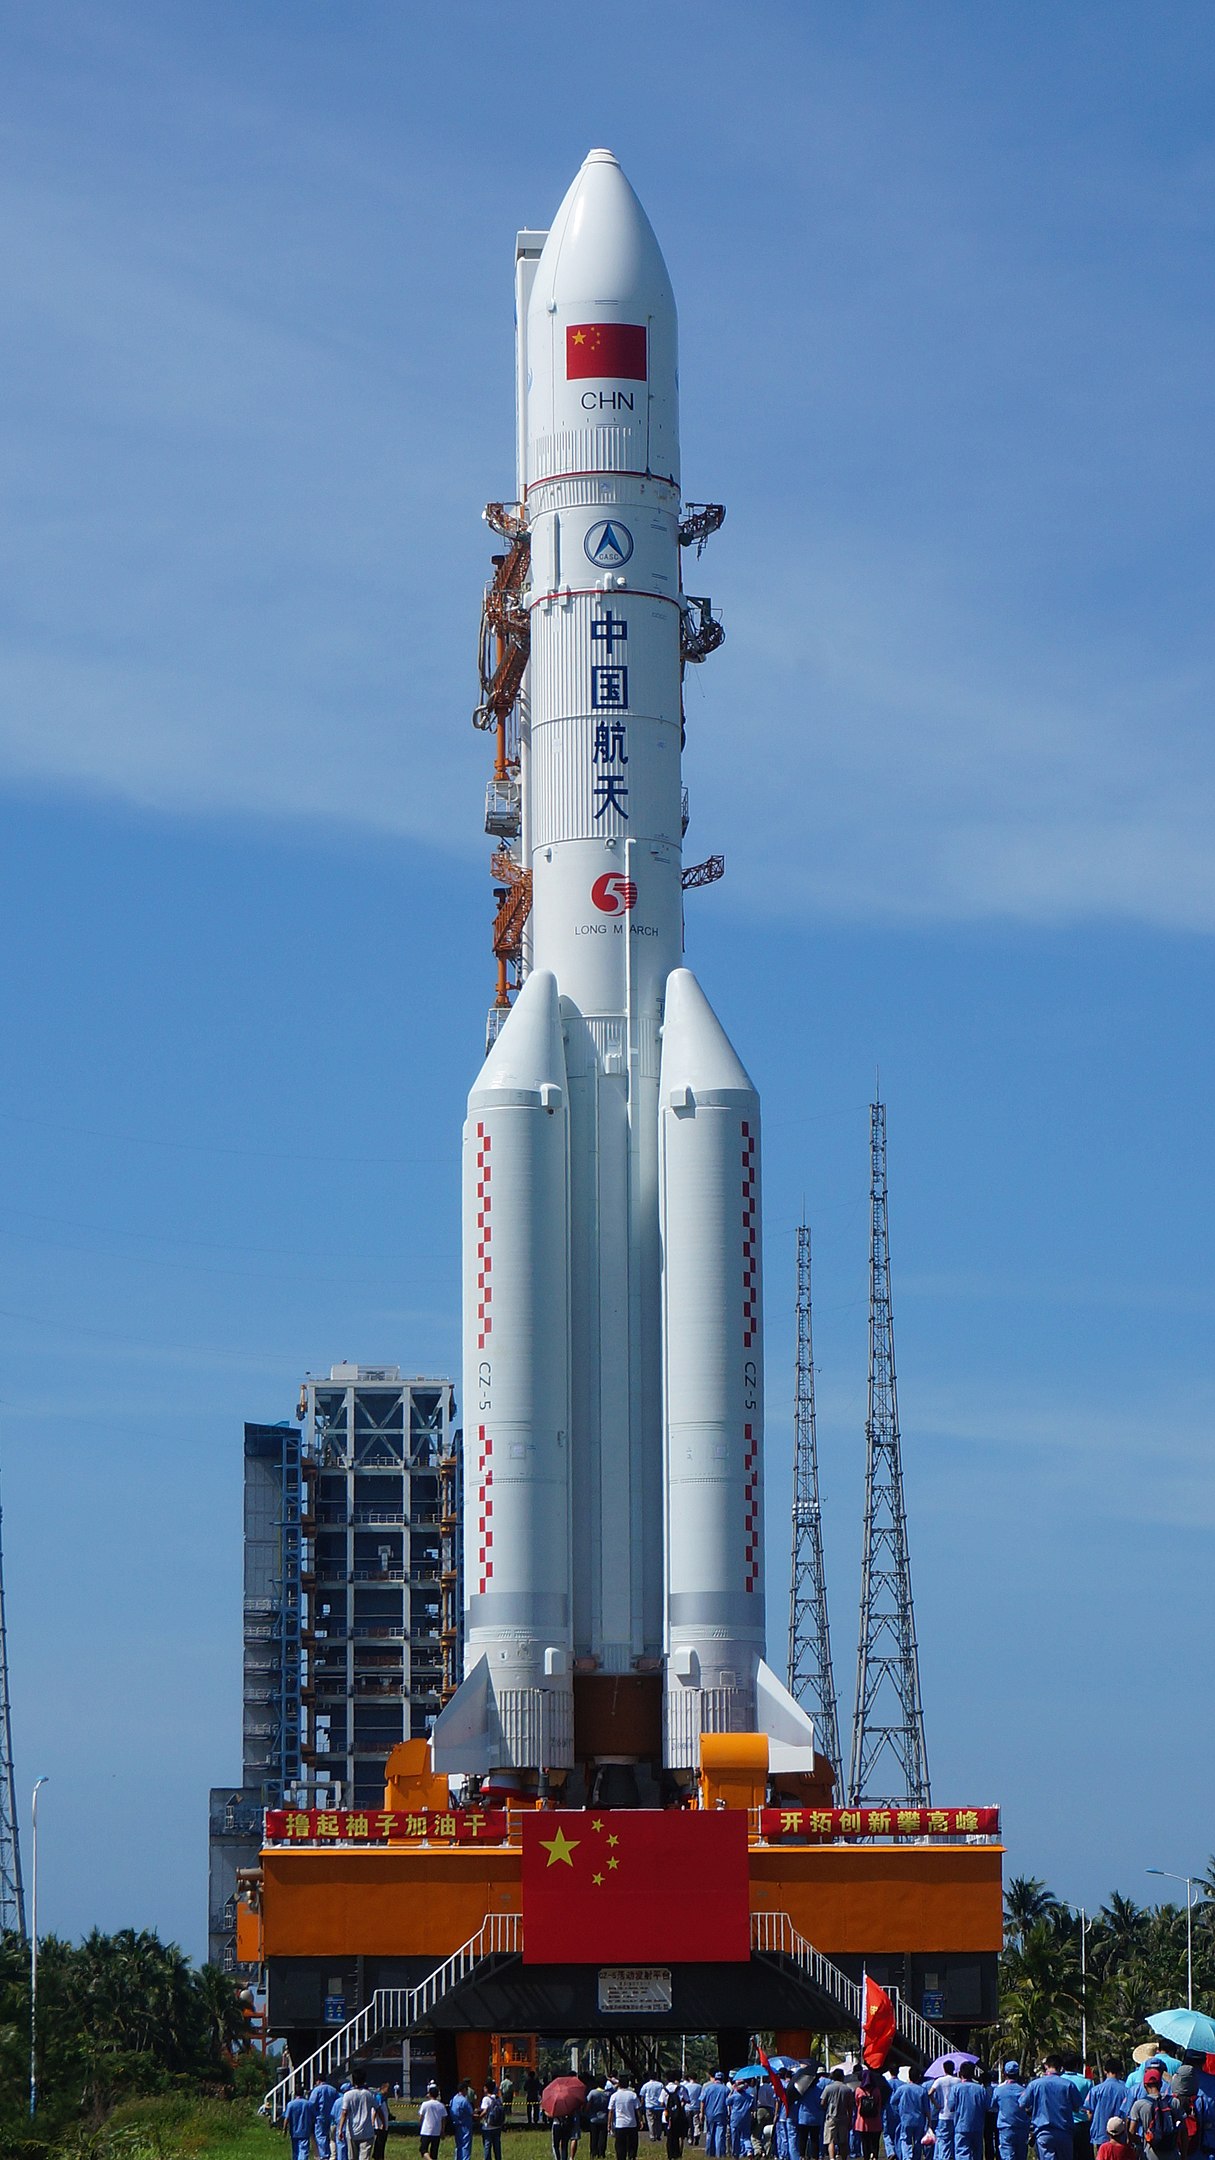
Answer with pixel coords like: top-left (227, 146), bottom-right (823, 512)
top-left (64, 2097), bottom-right (284, 2160)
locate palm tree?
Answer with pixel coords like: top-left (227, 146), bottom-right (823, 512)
top-left (1000, 1918), bottom-right (1082, 2067)
top-left (194, 1963), bottom-right (247, 2067)
top-left (1005, 1877), bottom-right (1064, 1952)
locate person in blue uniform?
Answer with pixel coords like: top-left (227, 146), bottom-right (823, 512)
top-left (311, 2081), bottom-right (339, 2160)
top-left (728, 2082), bottom-right (755, 2160)
top-left (702, 2077), bottom-right (731, 2160)
top-left (886, 2074), bottom-right (930, 2160)
top-left (992, 2066), bottom-right (1029, 2160)
top-left (332, 2080), bottom-right (353, 2160)
top-left (1021, 2058), bottom-right (1079, 2160)
top-left (451, 2081), bottom-right (477, 2160)
top-left (284, 2092), bottom-right (316, 2160)
top-left (1086, 2070), bottom-right (1132, 2154)
top-left (797, 2072), bottom-right (828, 2160)
top-left (951, 2066), bottom-right (988, 2160)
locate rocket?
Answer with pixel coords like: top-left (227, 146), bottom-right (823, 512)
top-left (433, 151), bottom-right (815, 1795)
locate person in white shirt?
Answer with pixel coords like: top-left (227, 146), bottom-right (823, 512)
top-left (643, 2082), bottom-right (666, 2145)
top-left (611, 2079), bottom-right (643, 2160)
top-left (419, 2084), bottom-right (448, 2160)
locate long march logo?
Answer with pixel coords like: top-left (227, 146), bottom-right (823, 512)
top-left (591, 873), bottom-right (637, 916)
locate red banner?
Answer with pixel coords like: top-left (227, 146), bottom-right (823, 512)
top-left (521, 1808), bottom-right (749, 1965)
top-left (760, 1805), bottom-right (999, 1840)
top-left (264, 1807), bottom-right (508, 1844)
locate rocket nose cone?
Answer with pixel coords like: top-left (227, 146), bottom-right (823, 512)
top-left (537, 150), bottom-right (674, 316)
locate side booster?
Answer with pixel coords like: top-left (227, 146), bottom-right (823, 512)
top-left (435, 151), bottom-right (808, 1790)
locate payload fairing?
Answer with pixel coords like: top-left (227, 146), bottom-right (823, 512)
top-left (433, 151), bottom-right (814, 1792)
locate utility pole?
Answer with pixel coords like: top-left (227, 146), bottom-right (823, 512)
top-left (848, 1100), bottom-right (931, 1805)
top-left (787, 1224), bottom-right (841, 1775)
top-left (0, 1482), bottom-right (24, 1937)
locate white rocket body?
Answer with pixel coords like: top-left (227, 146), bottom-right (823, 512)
top-left (435, 152), bottom-right (807, 1784)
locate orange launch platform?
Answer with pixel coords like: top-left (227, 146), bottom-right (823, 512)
top-left (249, 1740), bottom-right (1003, 2093)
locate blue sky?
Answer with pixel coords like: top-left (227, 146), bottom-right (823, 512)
top-left (1, 1), bottom-right (1211, 1957)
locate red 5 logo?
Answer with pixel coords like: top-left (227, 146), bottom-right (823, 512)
top-left (591, 873), bottom-right (637, 915)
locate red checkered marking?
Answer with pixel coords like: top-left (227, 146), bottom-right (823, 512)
top-left (476, 1422), bottom-right (494, 1592)
top-left (743, 1423), bottom-right (760, 1593)
top-left (741, 1119), bottom-right (758, 1351)
top-left (474, 1121), bottom-right (492, 1350)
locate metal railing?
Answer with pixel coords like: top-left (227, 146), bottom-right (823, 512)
top-left (265, 1912), bottom-right (522, 2118)
top-left (751, 1912), bottom-right (951, 2061)
top-left (267, 1906), bottom-right (949, 2117)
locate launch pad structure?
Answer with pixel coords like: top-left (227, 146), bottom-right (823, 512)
top-left (249, 150), bottom-right (1004, 2094)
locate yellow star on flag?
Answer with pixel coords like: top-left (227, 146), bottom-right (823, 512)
top-left (608, 1856), bottom-right (619, 1870)
top-left (540, 1828), bottom-right (580, 1868)
top-left (591, 1818), bottom-right (604, 1832)
top-left (572, 329), bottom-right (586, 345)
top-left (607, 1834), bottom-right (619, 1847)
top-left (592, 1871), bottom-right (604, 1886)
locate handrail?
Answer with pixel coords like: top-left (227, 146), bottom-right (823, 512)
top-left (750, 1911), bottom-right (951, 2062)
top-left (264, 1913), bottom-right (522, 2119)
top-left (269, 1904), bottom-right (948, 2116)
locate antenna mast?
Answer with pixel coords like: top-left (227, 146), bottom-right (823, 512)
top-left (848, 1100), bottom-right (930, 1805)
top-left (0, 1483), bottom-right (25, 1934)
top-left (787, 1224), bottom-right (841, 1775)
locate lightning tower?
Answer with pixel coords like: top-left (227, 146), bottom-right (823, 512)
top-left (0, 1485), bottom-right (24, 1934)
top-left (848, 1101), bottom-right (930, 1806)
top-left (786, 1224), bottom-right (841, 1776)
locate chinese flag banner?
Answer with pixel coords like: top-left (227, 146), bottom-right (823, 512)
top-left (566, 322), bottom-right (648, 380)
top-left (862, 1974), bottom-right (896, 2068)
top-left (521, 1809), bottom-right (749, 1965)
top-left (759, 1805), bottom-right (999, 1840)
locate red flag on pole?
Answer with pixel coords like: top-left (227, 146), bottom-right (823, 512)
top-left (756, 2044), bottom-right (789, 2117)
top-left (862, 1973), bottom-right (896, 2068)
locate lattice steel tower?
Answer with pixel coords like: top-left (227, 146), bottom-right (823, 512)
top-left (0, 1483), bottom-right (24, 1935)
top-left (848, 1101), bottom-right (930, 1806)
top-left (787, 1224), bottom-right (841, 1775)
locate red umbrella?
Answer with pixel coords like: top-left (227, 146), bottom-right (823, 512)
top-left (543, 2078), bottom-right (588, 2121)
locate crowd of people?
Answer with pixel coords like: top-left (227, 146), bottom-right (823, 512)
top-left (279, 2052), bottom-right (1215, 2160)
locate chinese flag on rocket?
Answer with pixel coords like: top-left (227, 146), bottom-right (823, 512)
top-left (862, 1973), bottom-right (896, 2068)
top-left (566, 322), bottom-right (647, 379)
top-left (521, 1809), bottom-right (749, 1964)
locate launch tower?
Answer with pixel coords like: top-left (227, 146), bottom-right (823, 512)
top-left (848, 1101), bottom-right (930, 1806)
top-left (787, 1225), bottom-right (841, 1778)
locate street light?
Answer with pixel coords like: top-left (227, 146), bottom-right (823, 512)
top-left (1079, 1907), bottom-right (1092, 2066)
top-left (29, 1777), bottom-right (48, 2119)
top-left (1147, 1867), bottom-right (1195, 2010)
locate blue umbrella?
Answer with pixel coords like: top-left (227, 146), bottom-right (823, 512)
top-left (730, 2062), bottom-right (800, 2082)
top-left (1148, 2011), bottom-right (1215, 2058)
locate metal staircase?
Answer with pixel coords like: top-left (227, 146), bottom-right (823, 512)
top-left (752, 1910), bottom-right (951, 2061)
top-left (267, 1906), bottom-right (951, 2115)
top-left (266, 1913), bottom-right (522, 2117)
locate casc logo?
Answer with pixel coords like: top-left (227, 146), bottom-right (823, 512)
top-left (591, 873), bottom-right (637, 916)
